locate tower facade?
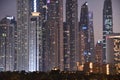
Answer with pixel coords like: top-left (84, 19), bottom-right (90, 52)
top-left (79, 2), bottom-right (90, 63)
top-left (88, 11), bottom-right (95, 62)
top-left (45, 0), bottom-right (63, 71)
top-left (106, 33), bottom-right (120, 74)
top-left (103, 0), bottom-right (113, 62)
top-left (95, 40), bottom-right (103, 64)
top-left (65, 0), bottom-right (79, 71)
top-left (17, 0), bottom-right (43, 71)
top-left (0, 16), bottom-right (16, 71)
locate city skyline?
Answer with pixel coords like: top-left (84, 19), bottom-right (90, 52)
top-left (0, 0), bottom-right (120, 44)
top-left (0, 0), bottom-right (120, 73)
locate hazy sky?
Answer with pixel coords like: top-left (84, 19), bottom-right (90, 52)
top-left (0, 0), bottom-right (120, 44)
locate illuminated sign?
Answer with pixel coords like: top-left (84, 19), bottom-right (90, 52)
top-left (31, 12), bottom-right (40, 16)
top-left (82, 26), bottom-right (87, 30)
top-left (106, 64), bottom-right (110, 75)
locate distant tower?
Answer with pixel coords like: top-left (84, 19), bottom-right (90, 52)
top-left (79, 2), bottom-right (90, 63)
top-left (0, 16), bottom-right (16, 71)
top-left (95, 40), bottom-right (103, 64)
top-left (88, 11), bottom-right (95, 62)
top-left (65, 0), bottom-right (79, 71)
top-left (103, 0), bottom-right (113, 62)
top-left (17, 0), bottom-right (43, 71)
top-left (45, 0), bottom-right (64, 71)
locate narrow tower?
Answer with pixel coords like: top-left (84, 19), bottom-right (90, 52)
top-left (65, 0), bottom-right (79, 71)
top-left (0, 16), bottom-right (16, 71)
top-left (79, 2), bottom-right (89, 63)
top-left (45, 0), bottom-right (63, 71)
top-left (17, 0), bottom-right (43, 71)
top-left (103, 0), bottom-right (113, 62)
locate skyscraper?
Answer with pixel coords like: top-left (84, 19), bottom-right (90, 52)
top-left (88, 11), bottom-right (95, 62)
top-left (95, 40), bottom-right (103, 64)
top-left (103, 0), bottom-right (113, 62)
top-left (106, 33), bottom-right (120, 74)
top-left (0, 16), bottom-right (16, 71)
top-left (17, 0), bottom-right (43, 71)
top-left (65, 0), bottom-right (79, 71)
top-left (44, 0), bottom-right (64, 71)
top-left (79, 2), bottom-right (90, 63)
top-left (41, 0), bottom-right (49, 71)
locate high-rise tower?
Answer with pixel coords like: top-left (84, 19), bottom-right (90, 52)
top-left (0, 16), bottom-right (16, 71)
top-left (88, 12), bottom-right (95, 62)
top-left (95, 40), bottom-right (103, 64)
top-left (17, 0), bottom-right (43, 71)
top-left (103, 0), bottom-right (113, 62)
top-left (44, 0), bottom-right (64, 71)
top-left (65, 0), bottom-right (79, 71)
top-left (79, 2), bottom-right (90, 63)
top-left (106, 33), bottom-right (120, 74)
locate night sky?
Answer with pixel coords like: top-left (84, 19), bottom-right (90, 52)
top-left (0, 0), bottom-right (120, 44)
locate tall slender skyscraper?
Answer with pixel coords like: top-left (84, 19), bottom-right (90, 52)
top-left (17, 0), bottom-right (43, 71)
top-left (65, 0), bottom-right (79, 71)
top-left (79, 2), bottom-right (90, 63)
top-left (103, 0), bottom-right (113, 62)
top-left (41, 0), bottom-right (49, 71)
top-left (44, 0), bottom-right (64, 71)
top-left (88, 12), bottom-right (95, 62)
top-left (0, 16), bottom-right (16, 71)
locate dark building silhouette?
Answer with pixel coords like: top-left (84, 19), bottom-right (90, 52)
top-left (103, 0), bottom-right (113, 62)
top-left (88, 11), bottom-right (95, 62)
top-left (45, 0), bottom-right (64, 71)
top-left (79, 2), bottom-right (90, 63)
top-left (65, 0), bottom-right (79, 71)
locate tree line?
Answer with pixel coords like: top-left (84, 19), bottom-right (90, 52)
top-left (0, 70), bottom-right (120, 80)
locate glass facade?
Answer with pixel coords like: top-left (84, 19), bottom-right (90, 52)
top-left (79, 2), bottom-right (89, 63)
top-left (0, 16), bottom-right (16, 71)
top-left (17, 0), bottom-right (43, 71)
top-left (88, 12), bottom-right (95, 62)
top-left (103, 0), bottom-right (113, 62)
top-left (65, 0), bottom-right (79, 71)
top-left (45, 0), bottom-right (63, 71)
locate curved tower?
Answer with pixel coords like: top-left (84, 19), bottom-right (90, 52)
top-left (79, 2), bottom-right (89, 63)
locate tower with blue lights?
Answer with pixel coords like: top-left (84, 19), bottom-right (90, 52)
top-left (88, 11), bottom-right (95, 62)
top-left (103, 0), bottom-right (113, 62)
top-left (79, 2), bottom-right (90, 63)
